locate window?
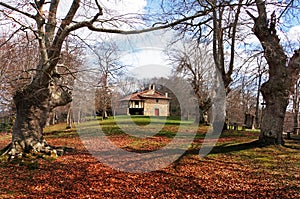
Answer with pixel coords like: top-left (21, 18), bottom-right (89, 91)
top-left (156, 99), bottom-right (159, 103)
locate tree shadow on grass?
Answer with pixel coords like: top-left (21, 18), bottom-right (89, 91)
top-left (184, 140), bottom-right (261, 156)
top-left (208, 140), bottom-right (261, 155)
top-left (283, 137), bottom-right (300, 150)
top-left (185, 138), bottom-right (300, 157)
top-left (122, 140), bottom-right (262, 160)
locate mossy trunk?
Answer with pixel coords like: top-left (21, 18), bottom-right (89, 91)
top-left (1, 80), bottom-right (72, 159)
top-left (1, 85), bottom-right (50, 158)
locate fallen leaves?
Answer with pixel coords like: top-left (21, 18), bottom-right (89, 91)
top-left (0, 130), bottom-right (299, 198)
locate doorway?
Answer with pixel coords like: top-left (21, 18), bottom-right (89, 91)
top-left (155, 108), bottom-right (159, 116)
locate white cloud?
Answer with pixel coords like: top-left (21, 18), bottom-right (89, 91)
top-left (286, 25), bottom-right (300, 42)
top-left (120, 48), bottom-right (169, 66)
top-left (119, 46), bottom-right (172, 79)
top-left (101, 0), bottom-right (147, 14)
top-left (116, 30), bottom-right (174, 50)
top-left (130, 64), bottom-right (171, 79)
top-left (115, 30), bottom-right (174, 78)
top-left (58, 0), bottom-right (147, 18)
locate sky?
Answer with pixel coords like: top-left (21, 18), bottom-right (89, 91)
top-left (79, 0), bottom-right (175, 80)
top-left (114, 30), bottom-right (174, 79)
top-left (110, 0), bottom-right (300, 67)
top-left (54, 0), bottom-right (174, 87)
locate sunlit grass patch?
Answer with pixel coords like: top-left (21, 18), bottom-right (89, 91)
top-left (44, 123), bottom-right (71, 133)
top-left (0, 134), bottom-right (11, 141)
top-left (220, 129), bottom-right (260, 138)
top-left (125, 138), bottom-right (166, 151)
top-left (208, 142), bottom-right (300, 172)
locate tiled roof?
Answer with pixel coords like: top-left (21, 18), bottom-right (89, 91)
top-left (120, 89), bottom-right (170, 101)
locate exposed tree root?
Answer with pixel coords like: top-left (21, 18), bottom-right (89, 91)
top-left (0, 143), bottom-right (12, 156)
top-left (0, 140), bottom-right (73, 162)
top-left (259, 136), bottom-right (285, 146)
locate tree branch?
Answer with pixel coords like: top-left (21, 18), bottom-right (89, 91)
top-left (49, 84), bottom-right (72, 109)
top-left (49, 0), bottom-right (80, 69)
top-left (288, 49), bottom-right (300, 90)
top-left (84, 11), bottom-right (211, 35)
top-left (0, 28), bottom-right (23, 48)
top-left (0, 2), bottom-right (35, 19)
top-left (45, 0), bottom-right (59, 47)
top-left (228, 0), bottom-right (243, 79)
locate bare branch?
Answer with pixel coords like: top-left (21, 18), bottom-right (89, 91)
top-left (278, 0), bottom-right (294, 20)
top-left (45, 0), bottom-right (59, 46)
top-left (0, 2), bottom-right (35, 19)
top-left (0, 28), bottom-right (23, 48)
top-left (49, 0), bottom-right (81, 70)
top-left (228, 0), bottom-right (243, 79)
top-left (85, 11), bottom-right (211, 34)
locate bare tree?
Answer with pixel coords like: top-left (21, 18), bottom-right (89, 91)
top-left (210, 0), bottom-right (245, 92)
top-left (158, 0), bottom-right (248, 92)
top-left (156, 0), bottom-right (252, 132)
top-left (254, 55), bottom-right (267, 129)
top-left (247, 0), bottom-right (300, 144)
top-left (0, 1), bottom-right (148, 158)
top-left (47, 37), bottom-right (84, 127)
top-left (226, 83), bottom-right (257, 127)
top-left (159, 0), bottom-right (300, 144)
top-left (0, 33), bottom-right (42, 113)
top-left (91, 41), bottom-right (125, 119)
top-left (167, 41), bottom-right (214, 123)
top-left (115, 76), bottom-right (142, 96)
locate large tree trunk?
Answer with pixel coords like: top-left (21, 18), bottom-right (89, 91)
top-left (1, 79), bottom-right (72, 159)
top-left (248, 1), bottom-right (300, 145)
top-left (260, 80), bottom-right (290, 144)
top-left (258, 50), bottom-right (300, 145)
top-left (0, 0), bottom-right (82, 160)
top-left (9, 85), bottom-right (51, 157)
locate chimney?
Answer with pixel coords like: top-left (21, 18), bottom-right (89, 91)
top-left (149, 84), bottom-right (155, 91)
top-left (165, 93), bottom-right (168, 98)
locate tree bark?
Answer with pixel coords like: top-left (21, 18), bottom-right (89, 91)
top-left (248, 0), bottom-right (300, 145)
top-left (9, 85), bottom-right (50, 157)
top-left (260, 81), bottom-right (289, 144)
top-left (1, 79), bottom-right (72, 159)
top-left (66, 105), bottom-right (73, 129)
